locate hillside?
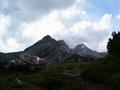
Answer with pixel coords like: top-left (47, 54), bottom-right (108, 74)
top-left (0, 60), bottom-right (109, 90)
top-left (0, 55), bottom-right (120, 90)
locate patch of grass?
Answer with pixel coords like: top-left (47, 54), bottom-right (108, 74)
top-left (81, 56), bottom-right (120, 89)
top-left (1, 58), bottom-right (119, 90)
top-left (0, 61), bottom-right (95, 90)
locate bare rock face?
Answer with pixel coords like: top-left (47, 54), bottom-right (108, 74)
top-left (2, 35), bottom-right (71, 69)
top-left (19, 52), bottom-right (45, 65)
top-left (24, 35), bottom-right (71, 64)
top-left (0, 35), bottom-right (107, 68)
top-left (73, 43), bottom-right (107, 59)
top-left (6, 53), bottom-right (46, 71)
top-left (58, 40), bottom-right (70, 53)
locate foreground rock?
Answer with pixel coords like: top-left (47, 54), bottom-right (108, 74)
top-left (6, 53), bottom-right (47, 71)
top-left (9, 78), bottom-right (26, 88)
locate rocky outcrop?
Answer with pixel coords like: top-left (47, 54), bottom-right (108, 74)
top-left (24, 35), bottom-right (71, 64)
top-left (0, 35), bottom-right (71, 67)
top-left (9, 78), bottom-right (26, 88)
top-left (72, 43), bottom-right (107, 59)
top-left (0, 35), bottom-right (107, 67)
top-left (6, 53), bottom-right (46, 71)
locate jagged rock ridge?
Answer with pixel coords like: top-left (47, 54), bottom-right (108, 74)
top-left (24, 35), bottom-right (70, 64)
top-left (0, 35), bottom-right (107, 66)
top-left (72, 43), bottom-right (106, 59)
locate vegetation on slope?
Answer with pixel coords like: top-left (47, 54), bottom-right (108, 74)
top-left (82, 31), bottom-right (120, 90)
top-left (0, 61), bottom-right (108, 90)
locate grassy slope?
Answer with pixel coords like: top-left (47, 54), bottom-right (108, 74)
top-left (0, 56), bottom-right (120, 90)
top-left (81, 56), bottom-right (120, 90)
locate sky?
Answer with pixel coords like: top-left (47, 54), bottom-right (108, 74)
top-left (0, 0), bottom-right (120, 52)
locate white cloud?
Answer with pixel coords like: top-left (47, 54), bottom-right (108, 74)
top-left (0, 0), bottom-right (114, 52)
top-left (21, 11), bottom-right (65, 43)
top-left (116, 14), bottom-right (120, 20)
top-left (0, 37), bottom-right (20, 52)
top-left (6, 38), bottom-right (19, 51)
top-left (98, 37), bottom-right (109, 52)
top-left (20, 0), bottom-right (86, 46)
top-left (0, 15), bottom-right (10, 35)
top-left (20, 11), bottom-right (112, 52)
top-left (54, 13), bottom-right (112, 51)
top-left (60, 2), bottom-right (81, 19)
top-left (93, 14), bottom-right (112, 31)
top-left (60, 6), bottom-right (78, 19)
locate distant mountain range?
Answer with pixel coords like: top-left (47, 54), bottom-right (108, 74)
top-left (0, 35), bottom-right (107, 65)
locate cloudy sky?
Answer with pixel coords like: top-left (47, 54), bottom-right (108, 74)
top-left (0, 0), bottom-right (120, 52)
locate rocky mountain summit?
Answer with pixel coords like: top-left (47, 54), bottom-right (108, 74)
top-left (24, 35), bottom-right (70, 64)
top-left (72, 43), bottom-right (106, 59)
top-left (0, 35), bottom-right (107, 68)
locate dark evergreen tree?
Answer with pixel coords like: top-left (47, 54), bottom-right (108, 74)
top-left (107, 31), bottom-right (120, 56)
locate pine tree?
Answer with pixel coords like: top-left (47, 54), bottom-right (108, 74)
top-left (107, 31), bottom-right (120, 56)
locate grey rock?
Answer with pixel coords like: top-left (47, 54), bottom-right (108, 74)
top-left (0, 35), bottom-right (107, 67)
top-left (24, 35), bottom-right (71, 64)
top-left (6, 53), bottom-right (47, 71)
top-left (72, 43), bottom-right (107, 59)
top-left (10, 78), bottom-right (25, 88)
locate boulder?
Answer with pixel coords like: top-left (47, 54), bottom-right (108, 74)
top-left (6, 53), bottom-right (47, 71)
top-left (9, 78), bottom-right (25, 88)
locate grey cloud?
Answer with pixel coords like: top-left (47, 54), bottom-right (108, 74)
top-left (0, 0), bottom-right (76, 49)
top-left (0, 0), bottom-right (75, 22)
top-left (54, 25), bottom-right (111, 51)
top-left (53, 34), bottom-right (87, 48)
top-left (0, 0), bottom-right (113, 52)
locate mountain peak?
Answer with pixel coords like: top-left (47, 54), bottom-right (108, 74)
top-left (73, 43), bottom-right (106, 59)
top-left (79, 43), bottom-right (86, 48)
top-left (75, 43), bottom-right (87, 49)
top-left (42, 35), bottom-right (52, 40)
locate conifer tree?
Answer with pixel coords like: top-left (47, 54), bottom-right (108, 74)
top-left (107, 31), bottom-right (120, 56)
